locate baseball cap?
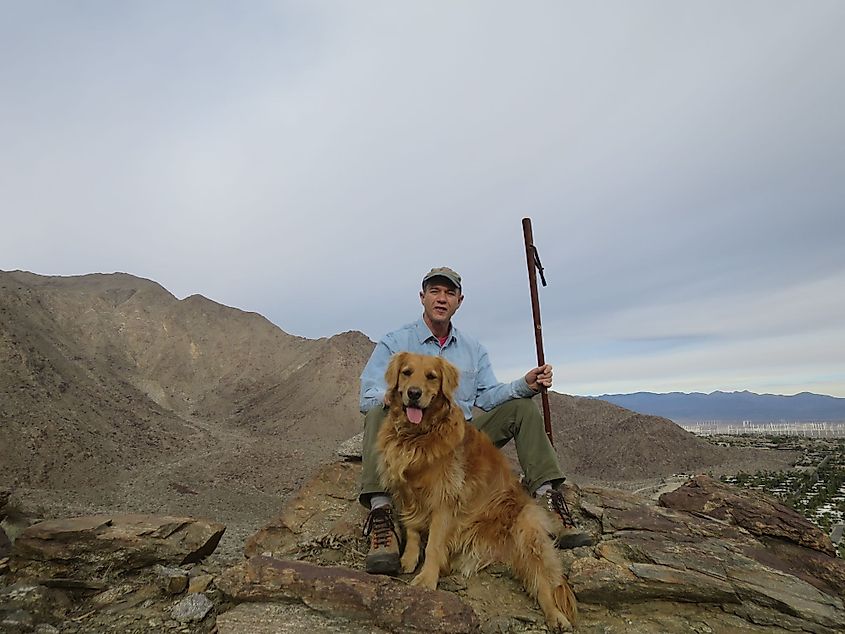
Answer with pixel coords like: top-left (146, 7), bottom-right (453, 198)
top-left (422, 267), bottom-right (461, 290)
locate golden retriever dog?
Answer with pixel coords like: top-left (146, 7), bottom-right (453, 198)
top-left (377, 351), bottom-right (577, 631)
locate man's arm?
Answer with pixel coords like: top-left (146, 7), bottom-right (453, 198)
top-left (359, 339), bottom-right (395, 413)
top-left (473, 346), bottom-right (536, 411)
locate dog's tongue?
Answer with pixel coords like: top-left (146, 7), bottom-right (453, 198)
top-left (406, 407), bottom-right (423, 425)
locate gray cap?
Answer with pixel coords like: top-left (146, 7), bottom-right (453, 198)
top-left (422, 267), bottom-right (461, 290)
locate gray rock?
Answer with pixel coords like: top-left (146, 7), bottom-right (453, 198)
top-left (170, 593), bottom-right (214, 623)
top-left (154, 564), bottom-right (189, 595)
top-left (336, 431), bottom-right (363, 460)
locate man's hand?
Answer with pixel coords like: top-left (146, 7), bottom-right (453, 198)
top-left (525, 364), bottom-right (553, 392)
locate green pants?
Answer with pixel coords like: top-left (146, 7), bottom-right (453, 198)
top-left (359, 398), bottom-right (565, 507)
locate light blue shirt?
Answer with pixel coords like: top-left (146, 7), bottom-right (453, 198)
top-left (359, 318), bottom-right (536, 420)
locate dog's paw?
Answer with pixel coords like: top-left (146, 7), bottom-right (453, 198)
top-left (410, 571), bottom-right (438, 590)
top-left (400, 551), bottom-right (419, 573)
top-left (545, 611), bottom-right (572, 632)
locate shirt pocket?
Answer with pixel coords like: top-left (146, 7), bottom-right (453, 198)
top-left (456, 369), bottom-right (477, 403)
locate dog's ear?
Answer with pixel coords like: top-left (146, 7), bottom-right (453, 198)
top-left (385, 352), bottom-right (407, 394)
top-left (438, 357), bottom-right (460, 399)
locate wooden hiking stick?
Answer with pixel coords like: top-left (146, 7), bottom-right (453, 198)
top-left (522, 217), bottom-right (554, 446)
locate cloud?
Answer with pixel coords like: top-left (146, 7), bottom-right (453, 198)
top-left (2, 1), bottom-right (844, 396)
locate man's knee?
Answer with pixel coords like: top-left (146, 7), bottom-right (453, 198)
top-left (499, 397), bottom-right (541, 420)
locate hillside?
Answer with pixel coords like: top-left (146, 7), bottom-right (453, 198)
top-left (1, 270), bottom-right (795, 555)
top-left (0, 270), bottom-right (375, 549)
top-left (548, 394), bottom-right (755, 482)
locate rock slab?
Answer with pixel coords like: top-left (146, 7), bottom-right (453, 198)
top-left (218, 556), bottom-right (480, 633)
top-left (659, 474), bottom-right (836, 555)
top-left (11, 514), bottom-right (225, 580)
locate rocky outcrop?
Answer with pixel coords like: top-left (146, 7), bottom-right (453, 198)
top-left (658, 474), bottom-right (836, 556)
top-left (568, 481), bottom-right (845, 633)
top-left (2, 514), bottom-right (225, 632)
top-left (235, 464), bottom-right (845, 634)
top-left (2, 467), bottom-right (843, 633)
top-left (11, 514), bottom-right (225, 581)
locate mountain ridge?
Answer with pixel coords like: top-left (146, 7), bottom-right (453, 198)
top-left (596, 390), bottom-right (845, 422)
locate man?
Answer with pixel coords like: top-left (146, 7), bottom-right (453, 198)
top-left (359, 267), bottom-right (592, 575)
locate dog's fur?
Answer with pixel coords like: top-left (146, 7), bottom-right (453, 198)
top-left (377, 352), bottom-right (577, 631)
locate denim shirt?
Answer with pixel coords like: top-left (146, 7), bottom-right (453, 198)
top-left (359, 318), bottom-right (536, 420)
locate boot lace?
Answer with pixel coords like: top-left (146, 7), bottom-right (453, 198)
top-left (362, 506), bottom-right (399, 548)
top-left (546, 489), bottom-right (577, 528)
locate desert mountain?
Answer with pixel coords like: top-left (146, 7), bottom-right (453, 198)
top-left (0, 270), bottom-right (374, 544)
top-left (1, 270), bottom-right (793, 547)
top-left (598, 390), bottom-right (845, 422)
top-left (546, 393), bottom-right (757, 482)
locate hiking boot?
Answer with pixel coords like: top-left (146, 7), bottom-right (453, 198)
top-left (540, 488), bottom-right (594, 549)
top-left (363, 505), bottom-right (401, 575)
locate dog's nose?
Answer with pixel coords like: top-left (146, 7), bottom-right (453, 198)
top-left (407, 387), bottom-right (422, 402)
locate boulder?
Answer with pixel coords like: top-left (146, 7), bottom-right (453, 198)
top-left (218, 556), bottom-right (479, 633)
top-left (153, 564), bottom-right (189, 595)
top-left (659, 475), bottom-right (836, 555)
top-left (171, 592), bottom-right (214, 623)
top-left (244, 461), bottom-right (361, 560)
top-left (336, 431), bottom-right (363, 460)
top-left (569, 480), bottom-right (845, 634)
top-left (188, 573), bottom-right (214, 594)
top-left (11, 514), bottom-right (225, 581)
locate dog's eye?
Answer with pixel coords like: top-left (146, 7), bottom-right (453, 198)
top-left (402, 368), bottom-right (413, 376)
top-left (426, 372), bottom-right (437, 380)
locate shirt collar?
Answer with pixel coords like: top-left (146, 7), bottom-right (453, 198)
top-left (414, 317), bottom-right (458, 345)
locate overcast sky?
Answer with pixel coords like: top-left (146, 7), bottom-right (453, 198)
top-left (2, 1), bottom-right (844, 397)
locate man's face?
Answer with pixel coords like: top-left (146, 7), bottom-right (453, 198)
top-left (420, 281), bottom-right (463, 328)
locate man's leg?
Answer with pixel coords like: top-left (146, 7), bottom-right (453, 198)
top-left (472, 398), bottom-right (564, 494)
top-left (359, 406), bottom-right (401, 574)
top-left (473, 399), bottom-right (593, 549)
top-left (360, 406), bottom-right (389, 507)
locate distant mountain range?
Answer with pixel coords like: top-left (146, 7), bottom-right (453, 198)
top-left (595, 390), bottom-right (845, 422)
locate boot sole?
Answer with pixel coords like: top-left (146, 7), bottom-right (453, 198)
top-left (366, 553), bottom-right (401, 575)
